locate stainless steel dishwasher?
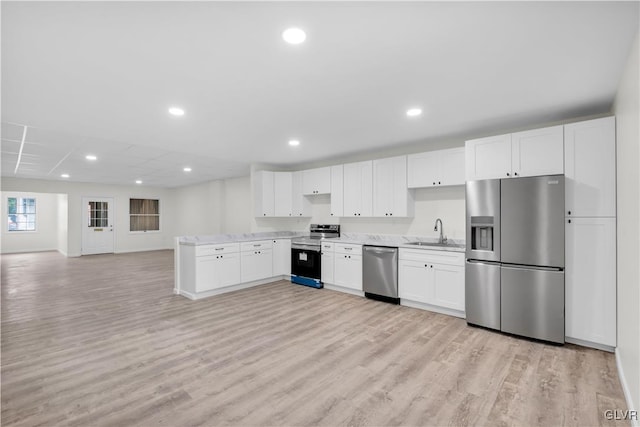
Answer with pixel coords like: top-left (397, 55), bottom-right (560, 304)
top-left (363, 246), bottom-right (399, 303)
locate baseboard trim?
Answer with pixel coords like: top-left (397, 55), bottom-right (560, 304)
top-left (565, 337), bottom-right (615, 353)
top-left (323, 283), bottom-right (365, 297)
top-left (174, 276), bottom-right (288, 300)
top-left (616, 348), bottom-right (639, 427)
top-left (1, 248), bottom-right (58, 254)
top-left (400, 299), bottom-right (466, 319)
top-left (114, 247), bottom-right (174, 255)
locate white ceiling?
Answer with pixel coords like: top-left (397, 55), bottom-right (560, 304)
top-left (2, 1), bottom-right (638, 188)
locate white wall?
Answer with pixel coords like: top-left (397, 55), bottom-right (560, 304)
top-left (223, 176), bottom-right (257, 233)
top-left (57, 194), bottom-right (68, 256)
top-left (613, 31), bottom-right (640, 418)
top-left (171, 180), bottom-right (223, 236)
top-left (1, 191), bottom-right (60, 253)
top-left (1, 178), bottom-right (176, 256)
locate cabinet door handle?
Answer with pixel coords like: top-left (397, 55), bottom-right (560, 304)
top-left (433, 182), bottom-right (436, 185)
top-left (506, 172), bottom-right (510, 177)
top-left (430, 265), bottom-right (433, 268)
top-left (438, 181), bottom-right (441, 185)
top-left (568, 211), bottom-right (571, 215)
top-left (514, 172), bottom-right (518, 176)
top-left (568, 219), bottom-right (571, 224)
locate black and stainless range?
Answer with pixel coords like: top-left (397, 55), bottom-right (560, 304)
top-left (291, 224), bottom-right (340, 288)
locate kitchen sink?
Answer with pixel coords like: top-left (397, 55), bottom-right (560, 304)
top-left (406, 241), bottom-right (465, 249)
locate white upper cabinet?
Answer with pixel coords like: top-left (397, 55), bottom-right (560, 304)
top-left (564, 117), bottom-right (616, 218)
top-left (373, 155), bottom-right (413, 217)
top-left (330, 165), bottom-right (344, 217)
top-left (302, 167), bottom-right (331, 195)
top-left (343, 161), bottom-right (373, 217)
top-left (465, 125), bottom-right (564, 181)
top-left (408, 148), bottom-right (465, 188)
top-left (273, 172), bottom-right (293, 217)
top-left (466, 134), bottom-right (512, 181)
top-left (253, 171), bottom-right (274, 217)
top-left (292, 171), bottom-right (311, 217)
top-left (511, 125), bottom-right (564, 178)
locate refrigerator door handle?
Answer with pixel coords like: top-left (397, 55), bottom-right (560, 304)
top-left (466, 259), bottom-right (502, 267)
top-left (501, 263), bottom-right (564, 272)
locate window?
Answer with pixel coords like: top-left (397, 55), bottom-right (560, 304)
top-left (129, 199), bottom-right (160, 232)
top-left (87, 201), bottom-right (109, 227)
top-left (7, 197), bottom-right (36, 232)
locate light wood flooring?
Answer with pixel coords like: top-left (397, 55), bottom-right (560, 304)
top-left (1, 250), bottom-right (628, 427)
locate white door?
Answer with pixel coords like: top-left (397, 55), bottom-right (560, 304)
top-left (330, 165), bottom-right (344, 217)
top-left (82, 197), bottom-right (115, 255)
top-left (430, 263), bottom-right (465, 311)
top-left (511, 125), bottom-right (564, 178)
top-left (273, 172), bottom-right (293, 217)
top-left (372, 157), bottom-right (394, 217)
top-left (565, 217), bottom-right (617, 347)
top-left (465, 134), bottom-right (512, 180)
top-left (564, 117), bottom-right (616, 217)
top-left (407, 151), bottom-right (440, 188)
top-left (398, 260), bottom-right (430, 303)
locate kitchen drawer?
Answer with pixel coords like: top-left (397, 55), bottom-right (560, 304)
top-left (399, 248), bottom-right (464, 266)
top-left (321, 242), bottom-right (335, 252)
top-left (334, 243), bottom-right (362, 255)
top-left (241, 240), bottom-right (274, 252)
top-left (196, 243), bottom-right (240, 256)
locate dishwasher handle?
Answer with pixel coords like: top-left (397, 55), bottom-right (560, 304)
top-left (364, 246), bottom-right (398, 254)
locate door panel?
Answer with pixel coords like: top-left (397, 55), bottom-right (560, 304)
top-left (501, 266), bottom-right (565, 344)
top-left (501, 175), bottom-right (565, 267)
top-left (465, 134), bottom-right (512, 180)
top-left (431, 264), bottom-right (465, 311)
top-left (465, 261), bottom-right (500, 330)
top-left (82, 197), bottom-right (114, 255)
top-left (564, 117), bottom-right (616, 217)
top-left (511, 125), bottom-right (564, 177)
top-left (565, 217), bottom-right (616, 346)
top-left (465, 179), bottom-right (501, 262)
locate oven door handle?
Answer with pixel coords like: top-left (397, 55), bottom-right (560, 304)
top-left (292, 244), bottom-right (321, 252)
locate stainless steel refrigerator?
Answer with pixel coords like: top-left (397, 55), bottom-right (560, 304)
top-left (465, 175), bottom-right (565, 344)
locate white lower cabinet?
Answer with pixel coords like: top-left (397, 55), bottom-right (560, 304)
top-left (180, 243), bottom-right (242, 294)
top-left (565, 217), bottom-right (616, 347)
top-left (240, 240), bottom-right (273, 283)
top-left (333, 244), bottom-right (362, 291)
top-left (431, 263), bottom-right (465, 311)
top-left (398, 259), bottom-right (430, 302)
top-left (206, 252), bottom-right (240, 292)
top-left (398, 248), bottom-right (465, 316)
top-left (321, 242), bottom-right (335, 284)
top-left (272, 239), bottom-right (291, 276)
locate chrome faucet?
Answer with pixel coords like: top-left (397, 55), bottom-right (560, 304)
top-left (434, 218), bottom-right (447, 244)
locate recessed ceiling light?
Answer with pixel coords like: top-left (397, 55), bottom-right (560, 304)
top-left (169, 107), bottom-right (185, 116)
top-left (61, 173), bottom-right (70, 178)
top-left (85, 154), bottom-right (97, 161)
top-left (406, 108), bottom-right (423, 117)
top-left (288, 139), bottom-right (300, 147)
top-left (135, 180), bottom-right (142, 184)
top-left (183, 167), bottom-right (192, 172)
top-left (282, 28), bottom-right (306, 45)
